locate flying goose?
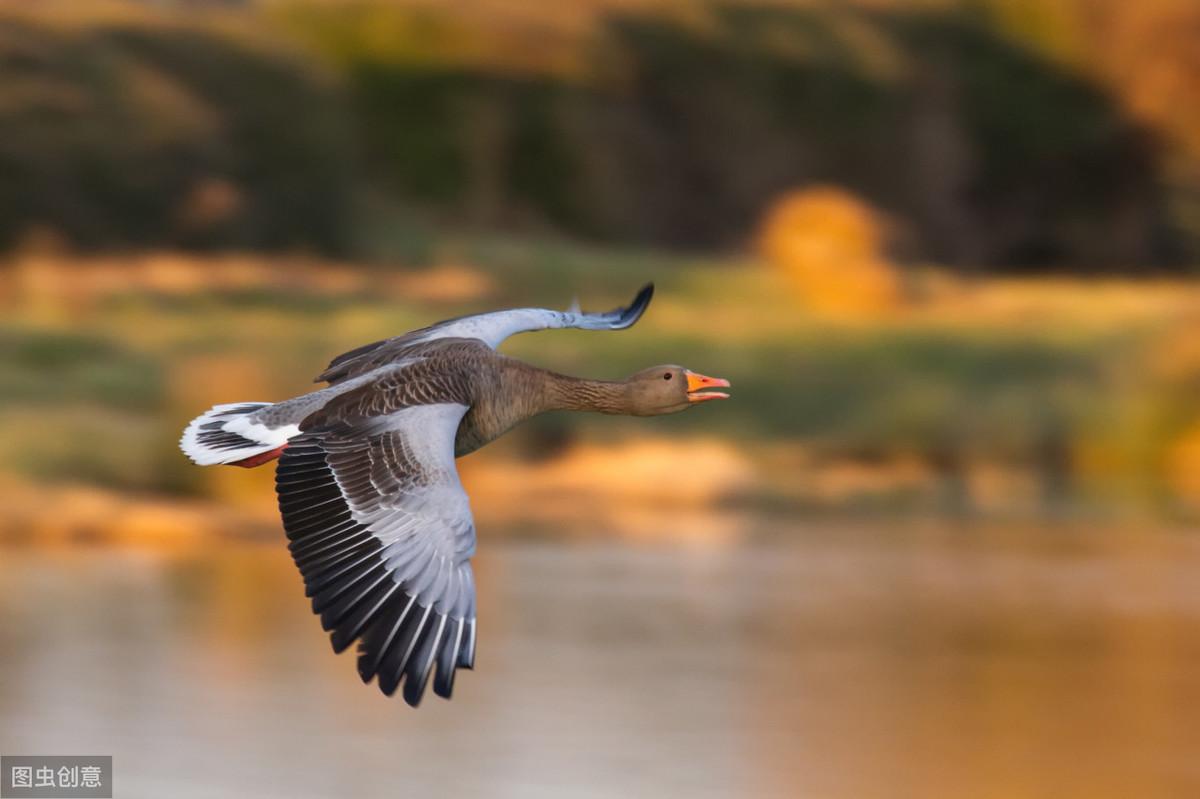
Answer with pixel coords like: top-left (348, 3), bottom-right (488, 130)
top-left (179, 284), bottom-right (730, 706)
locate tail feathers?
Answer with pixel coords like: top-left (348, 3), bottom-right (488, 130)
top-left (180, 402), bottom-right (297, 466)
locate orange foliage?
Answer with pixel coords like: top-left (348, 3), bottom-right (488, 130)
top-left (756, 186), bottom-right (904, 317)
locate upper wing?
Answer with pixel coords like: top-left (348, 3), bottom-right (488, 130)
top-left (316, 283), bottom-right (654, 384)
top-left (275, 402), bottom-right (477, 706)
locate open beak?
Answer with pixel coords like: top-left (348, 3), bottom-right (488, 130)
top-left (686, 371), bottom-right (731, 403)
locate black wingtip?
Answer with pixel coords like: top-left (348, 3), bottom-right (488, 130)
top-left (617, 282), bottom-right (654, 328)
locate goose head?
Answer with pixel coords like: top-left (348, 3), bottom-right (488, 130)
top-left (624, 365), bottom-right (731, 415)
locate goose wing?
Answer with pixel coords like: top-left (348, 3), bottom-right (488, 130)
top-left (316, 283), bottom-right (653, 384)
top-left (276, 389), bottom-right (477, 706)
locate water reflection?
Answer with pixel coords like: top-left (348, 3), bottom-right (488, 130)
top-left (1, 525), bottom-right (1199, 798)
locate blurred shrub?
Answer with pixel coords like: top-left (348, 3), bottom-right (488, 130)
top-left (979, 0), bottom-right (1200, 264)
top-left (0, 1), bottom-right (1189, 268)
top-left (275, 0), bottom-right (1165, 269)
top-left (757, 186), bottom-right (902, 316)
top-left (0, 7), bottom-right (357, 252)
top-left (0, 327), bottom-right (161, 410)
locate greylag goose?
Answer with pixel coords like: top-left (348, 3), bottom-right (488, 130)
top-left (179, 284), bottom-right (729, 706)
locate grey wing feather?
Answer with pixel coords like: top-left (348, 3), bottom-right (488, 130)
top-left (415, 282), bottom-right (654, 348)
top-left (275, 402), bottom-right (477, 706)
top-left (316, 283), bottom-right (653, 384)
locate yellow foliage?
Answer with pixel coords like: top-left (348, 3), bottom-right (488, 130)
top-left (1165, 423), bottom-right (1200, 508)
top-left (756, 186), bottom-right (904, 317)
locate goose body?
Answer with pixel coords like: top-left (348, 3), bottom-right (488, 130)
top-left (180, 284), bottom-right (729, 706)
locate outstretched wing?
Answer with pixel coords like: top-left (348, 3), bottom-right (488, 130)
top-left (316, 283), bottom-right (654, 384)
top-left (275, 402), bottom-right (477, 706)
top-left (413, 282), bottom-right (655, 348)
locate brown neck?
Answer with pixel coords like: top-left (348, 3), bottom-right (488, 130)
top-left (456, 354), bottom-right (638, 458)
top-left (535, 369), bottom-right (632, 415)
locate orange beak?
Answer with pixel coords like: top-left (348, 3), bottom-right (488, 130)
top-left (685, 371), bottom-right (731, 403)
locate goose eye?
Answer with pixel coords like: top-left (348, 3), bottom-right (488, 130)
top-left (663, 373), bottom-right (672, 380)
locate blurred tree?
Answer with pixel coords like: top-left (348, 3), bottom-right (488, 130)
top-left (278, 1), bottom-right (1165, 269)
top-left (0, 1), bottom-right (1190, 269)
top-left (0, 8), bottom-right (357, 253)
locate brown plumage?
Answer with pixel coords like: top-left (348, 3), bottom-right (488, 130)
top-left (179, 284), bottom-right (730, 706)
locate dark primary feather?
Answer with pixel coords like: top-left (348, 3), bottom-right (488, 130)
top-left (275, 406), bottom-right (477, 707)
top-left (605, 282), bottom-right (654, 329)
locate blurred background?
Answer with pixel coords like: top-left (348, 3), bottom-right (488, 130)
top-left (2, 0), bottom-right (1200, 796)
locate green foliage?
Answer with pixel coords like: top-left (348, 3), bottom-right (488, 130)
top-left (0, 327), bottom-right (166, 490)
top-left (0, 1), bottom-right (1187, 267)
top-left (892, 10), bottom-right (1153, 265)
top-left (276, 0), bottom-right (1162, 267)
top-left (0, 328), bottom-right (162, 411)
top-left (0, 11), bottom-right (358, 252)
top-left (350, 66), bottom-right (471, 203)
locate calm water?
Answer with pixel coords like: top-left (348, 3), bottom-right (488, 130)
top-left (2, 525), bottom-right (1199, 798)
